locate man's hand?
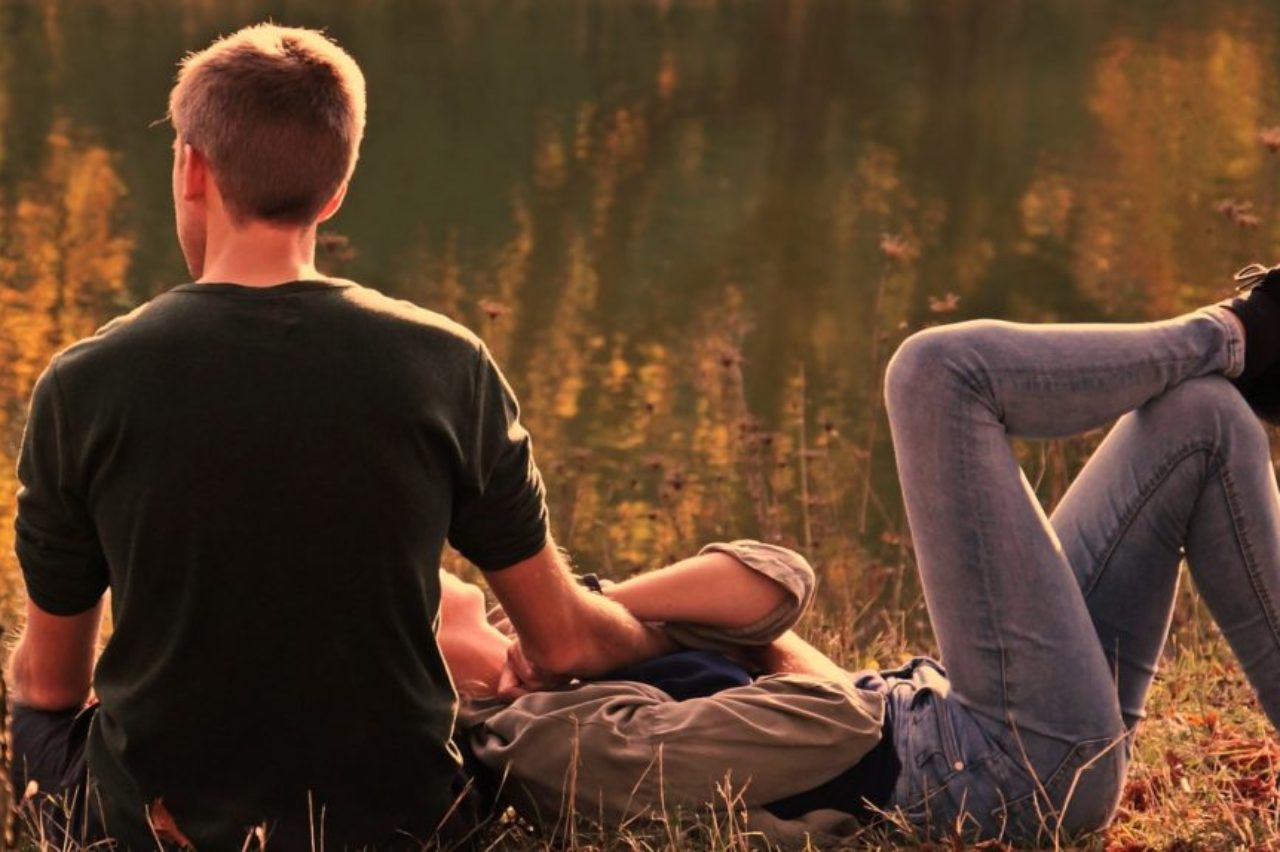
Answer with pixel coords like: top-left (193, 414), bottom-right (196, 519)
top-left (495, 638), bottom-right (571, 700)
top-left (484, 539), bottom-right (675, 683)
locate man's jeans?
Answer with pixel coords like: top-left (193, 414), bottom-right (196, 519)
top-left (9, 702), bottom-right (102, 846)
top-left (878, 308), bottom-right (1280, 843)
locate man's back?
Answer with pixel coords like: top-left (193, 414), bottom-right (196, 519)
top-left (18, 278), bottom-right (548, 847)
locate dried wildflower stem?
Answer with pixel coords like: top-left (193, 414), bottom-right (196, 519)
top-left (1261, 128), bottom-right (1280, 217)
top-left (857, 263), bottom-right (890, 536)
top-left (796, 365), bottom-right (813, 554)
top-left (0, 625), bottom-right (12, 852)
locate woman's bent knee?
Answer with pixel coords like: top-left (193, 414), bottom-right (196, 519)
top-left (884, 320), bottom-right (1011, 414)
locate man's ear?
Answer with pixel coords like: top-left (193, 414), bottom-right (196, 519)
top-left (315, 181), bottom-right (349, 224)
top-left (180, 143), bottom-right (207, 202)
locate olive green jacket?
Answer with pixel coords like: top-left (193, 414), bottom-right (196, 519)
top-left (458, 540), bottom-right (887, 845)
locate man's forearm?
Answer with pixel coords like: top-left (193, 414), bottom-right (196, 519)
top-left (487, 541), bottom-right (677, 684)
top-left (7, 599), bottom-right (101, 711)
top-left (560, 589), bottom-right (677, 676)
top-left (520, 584), bottom-right (676, 678)
top-left (9, 633), bottom-right (90, 711)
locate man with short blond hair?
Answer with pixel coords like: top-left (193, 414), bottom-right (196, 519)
top-left (9, 23), bottom-right (667, 850)
top-left (168, 23), bottom-right (366, 229)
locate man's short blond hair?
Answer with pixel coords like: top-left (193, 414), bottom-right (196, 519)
top-left (168, 23), bottom-right (366, 226)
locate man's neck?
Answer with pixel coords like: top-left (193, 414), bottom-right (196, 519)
top-left (196, 218), bottom-right (324, 287)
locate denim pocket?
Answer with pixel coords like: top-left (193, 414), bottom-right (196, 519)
top-left (992, 734), bottom-right (1126, 844)
top-left (899, 690), bottom-right (970, 814)
top-left (895, 692), bottom-right (1015, 840)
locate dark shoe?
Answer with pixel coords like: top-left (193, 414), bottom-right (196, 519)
top-left (1222, 263), bottom-right (1280, 423)
top-left (1242, 368), bottom-right (1280, 424)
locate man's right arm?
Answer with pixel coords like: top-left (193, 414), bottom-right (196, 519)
top-left (10, 360), bottom-right (109, 710)
top-left (483, 540), bottom-right (674, 694)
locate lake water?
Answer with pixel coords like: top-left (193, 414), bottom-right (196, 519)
top-left (3, 0), bottom-right (1280, 639)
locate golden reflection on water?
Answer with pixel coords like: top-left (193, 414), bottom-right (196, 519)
top-left (4, 1), bottom-right (1280, 646)
top-left (0, 124), bottom-right (131, 617)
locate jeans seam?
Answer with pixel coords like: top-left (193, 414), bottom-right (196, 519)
top-left (971, 353), bottom-right (1209, 382)
top-left (1212, 456), bottom-right (1280, 655)
top-left (1079, 439), bottom-right (1214, 600)
top-left (1076, 435), bottom-right (1280, 661)
top-left (990, 735), bottom-right (1124, 841)
top-left (1079, 436), bottom-right (1280, 715)
top-left (950, 374), bottom-right (1015, 724)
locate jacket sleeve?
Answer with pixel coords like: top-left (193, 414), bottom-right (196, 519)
top-left (462, 673), bottom-right (885, 831)
top-left (663, 540), bottom-right (817, 652)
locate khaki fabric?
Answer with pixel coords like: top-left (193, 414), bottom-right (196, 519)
top-left (460, 538), bottom-right (884, 844)
top-left (459, 674), bottom-right (885, 845)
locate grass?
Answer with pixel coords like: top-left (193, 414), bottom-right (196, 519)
top-left (1105, 633), bottom-right (1280, 851)
top-left (465, 622), bottom-right (1280, 852)
top-left (5, 607), bottom-right (1279, 851)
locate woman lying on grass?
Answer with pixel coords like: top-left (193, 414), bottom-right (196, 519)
top-left (439, 268), bottom-right (1280, 847)
top-left (442, 540), bottom-right (898, 844)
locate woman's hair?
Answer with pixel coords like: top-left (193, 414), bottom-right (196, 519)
top-left (167, 23), bottom-right (367, 226)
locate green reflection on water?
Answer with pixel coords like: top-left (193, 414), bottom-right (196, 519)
top-left (2, 0), bottom-right (1279, 642)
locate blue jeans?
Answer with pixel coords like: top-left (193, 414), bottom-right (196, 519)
top-left (878, 307), bottom-right (1279, 843)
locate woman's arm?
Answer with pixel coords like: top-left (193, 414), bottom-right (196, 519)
top-left (601, 550), bottom-right (790, 629)
top-left (486, 540), bottom-right (817, 654)
top-left (748, 630), bottom-right (851, 681)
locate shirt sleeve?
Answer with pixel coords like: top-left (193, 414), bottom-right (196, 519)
top-left (14, 360), bottom-right (109, 615)
top-left (663, 540), bottom-right (817, 652)
top-left (447, 342), bottom-right (550, 571)
top-left (462, 674), bottom-right (885, 826)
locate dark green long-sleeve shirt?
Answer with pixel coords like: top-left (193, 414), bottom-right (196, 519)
top-left (15, 278), bottom-right (549, 849)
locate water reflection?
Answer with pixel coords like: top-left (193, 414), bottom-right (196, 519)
top-left (3, 0), bottom-right (1280, 646)
top-left (0, 122), bottom-right (132, 616)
